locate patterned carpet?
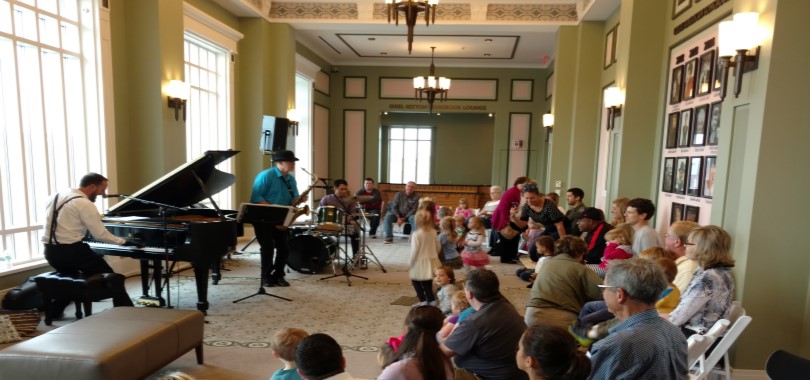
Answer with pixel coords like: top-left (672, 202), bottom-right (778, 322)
top-left (24, 231), bottom-right (532, 378)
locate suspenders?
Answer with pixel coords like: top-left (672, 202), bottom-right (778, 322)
top-left (47, 193), bottom-right (82, 245)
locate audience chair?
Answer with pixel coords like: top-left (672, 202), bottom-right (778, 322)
top-left (765, 349), bottom-right (810, 379)
top-left (688, 319), bottom-right (731, 375)
top-left (694, 315), bottom-right (752, 380)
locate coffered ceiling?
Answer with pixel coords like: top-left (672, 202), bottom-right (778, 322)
top-left (212, 0), bottom-right (620, 68)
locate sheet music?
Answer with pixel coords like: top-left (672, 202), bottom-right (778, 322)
top-left (237, 203), bottom-right (295, 225)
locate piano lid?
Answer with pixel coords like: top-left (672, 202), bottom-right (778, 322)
top-left (107, 150), bottom-right (240, 215)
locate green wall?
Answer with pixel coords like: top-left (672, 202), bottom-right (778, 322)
top-left (328, 65), bottom-right (549, 189)
top-left (379, 112), bottom-right (494, 184)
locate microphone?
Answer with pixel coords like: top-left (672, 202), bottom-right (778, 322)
top-left (103, 194), bottom-right (128, 199)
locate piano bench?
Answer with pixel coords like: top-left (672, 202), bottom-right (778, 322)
top-left (34, 272), bottom-right (125, 326)
top-left (0, 307), bottom-right (204, 380)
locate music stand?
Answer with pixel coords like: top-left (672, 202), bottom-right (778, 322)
top-left (233, 203), bottom-right (293, 303)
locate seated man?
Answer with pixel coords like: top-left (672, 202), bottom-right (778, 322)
top-left (576, 207), bottom-right (613, 265)
top-left (441, 269), bottom-right (528, 380)
top-left (588, 258), bottom-right (687, 379)
top-left (295, 333), bottom-right (355, 380)
top-left (320, 179), bottom-right (360, 256)
top-left (382, 181), bottom-right (420, 244)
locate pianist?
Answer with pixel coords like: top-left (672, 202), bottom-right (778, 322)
top-left (41, 173), bottom-right (135, 315)
top-left (250, 150), bottom-right (308, 288)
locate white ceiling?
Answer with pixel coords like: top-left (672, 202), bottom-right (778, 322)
top-left (213, 0), bottom-right (620, 68)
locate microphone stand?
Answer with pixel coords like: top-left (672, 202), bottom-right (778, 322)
top-left (115, 195), bottom-right (188, 309)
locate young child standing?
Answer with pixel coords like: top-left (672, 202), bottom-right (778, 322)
top-left (460, 216), bottom-right (489, 269)
top-left (434, 266), bottom-right (459, 315)
top-left (409, 210), bottom-right (442, 307)
top-left (438, 216), bottom-right (463, 269)
top-left (270, 327), bottom-right (309, 380)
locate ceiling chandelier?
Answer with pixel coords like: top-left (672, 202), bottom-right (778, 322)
top-left (385, 0), bottom-right (438, 54)
top-left (414, 47), bottom-right (450, 115)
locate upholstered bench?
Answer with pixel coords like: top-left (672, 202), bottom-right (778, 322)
top-left (0, 307), bottom-right (204, 380)
top-left (34, 271), bottom-right (125, 325)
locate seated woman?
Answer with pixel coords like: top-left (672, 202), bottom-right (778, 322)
top-left (664, 225), bottom-right (735, 336)
top-left (524, 236), bottom-right (603, 329)
top-left (505, 181), bottom-right (567, 264)
top-left (516, 324), bottom-right (591, 380)
top-left (378, 306), bottom-right (453, 379)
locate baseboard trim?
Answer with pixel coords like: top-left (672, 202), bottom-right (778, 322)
top-left (732, 369), bottom-right (767, 380)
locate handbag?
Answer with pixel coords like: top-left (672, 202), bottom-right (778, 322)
top-left (499, 222), bottom-right (522, 240)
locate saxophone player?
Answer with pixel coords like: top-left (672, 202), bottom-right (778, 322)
top-left (250, 150), bottom-right (307, 287)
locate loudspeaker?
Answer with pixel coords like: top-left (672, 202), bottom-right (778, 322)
top-left (260, 115), bottom-right (290, 152)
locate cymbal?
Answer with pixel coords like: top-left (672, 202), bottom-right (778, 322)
top-left (340, 195), bottom-right (374, 203)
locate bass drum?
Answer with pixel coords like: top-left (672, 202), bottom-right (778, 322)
top-left (287, 234), bottom-right (336, 274)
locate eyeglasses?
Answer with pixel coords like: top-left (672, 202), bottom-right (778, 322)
top-left (683, 241), bottom-right (696, 246)
top-left (598, 284), bottom-right (617, 293)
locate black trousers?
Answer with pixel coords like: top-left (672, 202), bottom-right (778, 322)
top-left (43, 242), bottom-right (134, 307)
top-left (253, 223), bottom-right (290, 280)
top-left (412, 280), bottom-right (435, 302)
top-left (497, 232), bottom-right (520, 263)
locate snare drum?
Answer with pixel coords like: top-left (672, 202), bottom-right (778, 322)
top-left (316, 206), bottom-right (345, 232)
top-left (287, 233), bottom-right (336, 274)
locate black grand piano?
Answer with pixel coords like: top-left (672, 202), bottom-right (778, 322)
top-left (85, 150), bottom-right (240, 313)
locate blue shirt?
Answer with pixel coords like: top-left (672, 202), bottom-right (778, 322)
top-left (250, 167), bottom-right (299, 206)
top-left (589, 309), bottom-right (688, 380)
top-left (270, 368), bottom-right (303, 380)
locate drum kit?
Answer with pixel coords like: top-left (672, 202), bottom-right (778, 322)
top-left (286, 195), bottom-right (386, 284)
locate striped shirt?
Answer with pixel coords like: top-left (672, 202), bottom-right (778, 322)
top-left (589, 309), bottom-right (688, 380)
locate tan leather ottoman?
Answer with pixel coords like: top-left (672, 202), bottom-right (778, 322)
top-left (0, 307), bottom-right (204, 380)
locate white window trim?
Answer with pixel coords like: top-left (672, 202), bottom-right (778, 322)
top-left (183, 3), bottom-right (243, 54)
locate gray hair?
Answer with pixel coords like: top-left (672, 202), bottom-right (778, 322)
top-left (489, 185), bottom-right (503, 193)
top-left (605, 258), bottom-right (667, 305)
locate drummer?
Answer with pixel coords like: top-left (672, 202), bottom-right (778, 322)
top-left (319, 179), bottom-right (360, 257)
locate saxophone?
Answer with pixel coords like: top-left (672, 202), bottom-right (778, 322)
top-left (276, 170), bottom-right (319, 230)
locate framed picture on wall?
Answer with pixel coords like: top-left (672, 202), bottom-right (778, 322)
top-left (662, 157), bottom-right (676, 193)
top-left (685, 205), bottom-right (700, 222)
top-left (545, 72), bottom-right (554, 100)
top-left (687, 156), bottom-right (704, 196)
top-left (713, 57), bottom-right (724, 92)
top-left (604, 25), bottom-right (618, 69)
top-left (692, 104), bottom-right (708, 146)
top-left (678, 108), bottom-right (692, 148)
top-left (697, 50), bottom-right (715, 96)
top-left (671, 202), bottom-right (685, 225)
top-left (683, 58), bottom-right (698, 100)
top-left (666, 112), bottom-right (680, 149)
top-left (673, 0), bottom-right (692, 19)
top-left (707, 101), bottom-right (721, 146)
top-left (675, 157), bottom-right (688, 194)
top-left (703, 156), bottom-right (717, 198)
top-left (669, 65), bottom-right (684, 105)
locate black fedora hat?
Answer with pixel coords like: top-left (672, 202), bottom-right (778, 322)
top-left (272, 150), bottom-right (299, 162)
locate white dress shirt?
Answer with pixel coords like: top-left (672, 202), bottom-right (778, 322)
top-left (42, 189), bottom-right (125, 245)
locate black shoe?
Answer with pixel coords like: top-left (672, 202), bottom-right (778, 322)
top-left (263, 281), bottom-right (277, 287)
top-left (274, 277), bottom-right (290, 287)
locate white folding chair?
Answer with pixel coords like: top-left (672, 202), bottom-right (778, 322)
top-left (688, 319), bottom-right (731, 375)
top-left (692, 315), bottom-right (752, 380)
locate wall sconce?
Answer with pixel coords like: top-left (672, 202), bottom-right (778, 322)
top-left (543, 112), bottom-right (554, 141)
top-left (717, 12), bottom-right (762, 100)
top-left (287, 108), bottom-right (300, 135)
top-left (166, 80), bottom-right (190, 121)
top-left (604, 86), bottom-right (624, 131)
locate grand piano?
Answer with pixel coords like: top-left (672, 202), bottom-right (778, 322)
top-left (86, 150), bottom-right (240, 313)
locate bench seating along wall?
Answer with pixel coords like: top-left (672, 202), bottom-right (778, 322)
top-left (378, 183), bottom-right (492, 215)
top-left (0, 307), bottom-right (204, 380)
